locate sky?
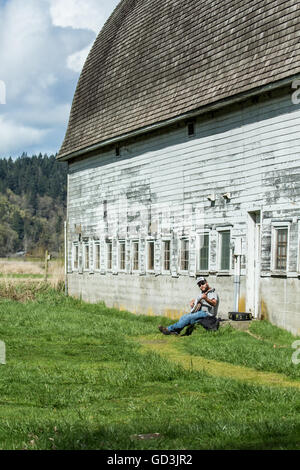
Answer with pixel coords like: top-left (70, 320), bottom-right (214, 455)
top-left (0, 0), bottom-right (120, 158)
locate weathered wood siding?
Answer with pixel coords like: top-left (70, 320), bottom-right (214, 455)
top-left (67, 87), bottom-right (300, 335)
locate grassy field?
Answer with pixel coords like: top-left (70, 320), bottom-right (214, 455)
top-left (0, 283), bottom-right (299, 450)
top-left (0, 258), bottom-right (64, 289)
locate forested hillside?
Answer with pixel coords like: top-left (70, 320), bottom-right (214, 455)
top-left (0, 154), bottom-right (67, 257)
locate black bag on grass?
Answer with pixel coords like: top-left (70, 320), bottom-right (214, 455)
top-left (181, 316), bottom-right (220, 336)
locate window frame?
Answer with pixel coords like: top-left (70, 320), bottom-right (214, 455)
top-left (94, 241), bottom-right (101, 271)
top-left (187, 121), bottom-right (195, 137)
top-left (146, 240), bottom-right (155, 273)
top-left (132, 240), bottom-right (140, 272)
top-left (106, 240), bottom-right (113, 272)
top-left (162, 239), bottom-right (171, 274)
top-left (197, 230), bottom-right (210, 273)
top-left (83, 241), bottom-right (90, 272)
top-left (217, 228), bottom-right (232, 273)
top-left (118, 240), bottom-right (126, 272)
top-left (271, 222), bottom-right (290, 274)
top-left (179, 238), bottom-right (190, 273)
top-left (72, 242), bottom-right (79, 271)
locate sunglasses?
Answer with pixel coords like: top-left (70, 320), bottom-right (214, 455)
top-left (198, 281), bottom-right (206, 286)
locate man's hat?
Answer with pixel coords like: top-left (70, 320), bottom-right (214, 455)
top-left (196, 276), bottom-right (207, 285)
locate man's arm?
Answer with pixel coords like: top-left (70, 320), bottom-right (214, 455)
top-left (201, 293), bottom-right (217, 307)
top-left (190, 295), bottom-right (202, 313)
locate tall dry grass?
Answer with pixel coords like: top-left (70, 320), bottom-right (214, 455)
top-left (0, 259), bottom-right (44, 275)
top-left (0, 259), bottom-right (65, 299)
top-left (48, 259), bottom-right (65, 289)
top-left (0, 278), bottom-right (45, 301)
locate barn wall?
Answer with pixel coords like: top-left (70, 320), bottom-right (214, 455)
top-left (67, 274), bottom-right (243, 319)
top-left (67, 88), bottom-right (300, 335)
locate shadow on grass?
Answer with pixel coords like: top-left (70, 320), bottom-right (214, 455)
top-left (23, 420), bottom-right (300, 451)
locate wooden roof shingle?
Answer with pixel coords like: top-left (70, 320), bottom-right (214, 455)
top-left (58, 0), bottom-right (300, 159)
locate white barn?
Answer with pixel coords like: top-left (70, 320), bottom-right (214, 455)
top-left (58, 0), bottom-right (300, 335)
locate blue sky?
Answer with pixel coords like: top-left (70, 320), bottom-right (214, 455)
top-left (0, 0), bottom-right (120, 158)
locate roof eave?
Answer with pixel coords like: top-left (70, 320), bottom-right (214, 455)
top-left (57, 74), bottom-right (299, 163)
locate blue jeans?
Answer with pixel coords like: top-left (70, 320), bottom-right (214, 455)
top-left (167, 310), bottom-right (210, 333)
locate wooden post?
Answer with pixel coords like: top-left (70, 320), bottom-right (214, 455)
top-left (45, 250), bottom-right (49, 282)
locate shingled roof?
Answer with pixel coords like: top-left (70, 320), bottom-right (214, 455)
top-left (58, 0), bottom-right (300, 160)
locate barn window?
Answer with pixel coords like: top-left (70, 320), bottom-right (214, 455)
top-left (275, 227), bottom-right (288, 271)
top-left (147, 241), bottom-right (155, 271)
top-left (132, 241), bottom-right (139, 271)
top-left (119, 241), bottom-right (126, 271)
top-left (163, 240), bottom-right (171, 272)
top-left (219, 230), bottom-right (231, 271)
top-left (95, 242), bottom-right (101, 270)
top-left (199, 233), bottom-right (209, 271)
top-left (132, 242), bottom-right (140, 271)
top-left (187, 122), bottom-right (195, 137)
top-left (84, 243), bottom-right (90, 270)
top-left (180, 239), bottom-right (189, 271)
top-left (103, 200), bottom-right (108, 220)
top-left (107, 241), bottom-right (112, 270)
top-left (73, 243), bottom-right (79, 270)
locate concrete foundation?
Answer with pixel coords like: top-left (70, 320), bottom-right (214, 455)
top-left (68, 273), bottom-right (300, 336)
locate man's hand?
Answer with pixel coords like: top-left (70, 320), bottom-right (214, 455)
top-left (190, 299), bottom-right (195, 308)
top-left (201, 294), bottom-right (217, 307)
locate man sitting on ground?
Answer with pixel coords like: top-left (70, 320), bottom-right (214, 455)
top-left (158, 277), bottom-right (219, 336)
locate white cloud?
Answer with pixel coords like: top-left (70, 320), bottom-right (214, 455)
top-left (0, 0), bottom-right (120, 158)
top-left (67, 45), bottom-right (91, 73)
top-left (13, 103), bottom-right (71, 127)
top-left (50, 0), bottom-right (119, 72)
top-left (50, 0), bottom-right (108, 33)
top-left (0, 115), bottom-right (48, 155)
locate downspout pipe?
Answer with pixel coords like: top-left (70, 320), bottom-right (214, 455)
top-left (233, 254), bottom-right (241, 312)
top-left (232, 238), bottom-right (242, 312)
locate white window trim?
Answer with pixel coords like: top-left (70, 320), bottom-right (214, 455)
top-left (217, 227), bottom-right (232, 273)
top-left (146, 239), bottom-right (155, 273)
top-left (83, 240), bottom-right (90, 272)
top-left (106, 239), bottom-right (113, 272)
top-left (94, 240), bottom-right (101, 272)
top-left (72, 242), bottom-right (79, 272)
top-left (131, 240), bottom-right (140, 273)
top-left (196, 230), bottom-right (210, 273)
top-left (118, 240), bottom-right (126, 272)
top-left (179, 237), bottom-right (190, 274)
top-left (162, 238), bottom-right (171, 274)
top-left (271, 222), bottom-right (290, 274)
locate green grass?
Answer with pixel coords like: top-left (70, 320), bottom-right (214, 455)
top-left (180, 321), bottom-right (300, 380)
top-left (0, 286), bottom-right (299, 450)
top-left (0, 274), bottom-right (44, 279)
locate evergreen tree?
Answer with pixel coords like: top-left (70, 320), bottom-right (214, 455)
top-left (0, 153), bottom-right (67, 256)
